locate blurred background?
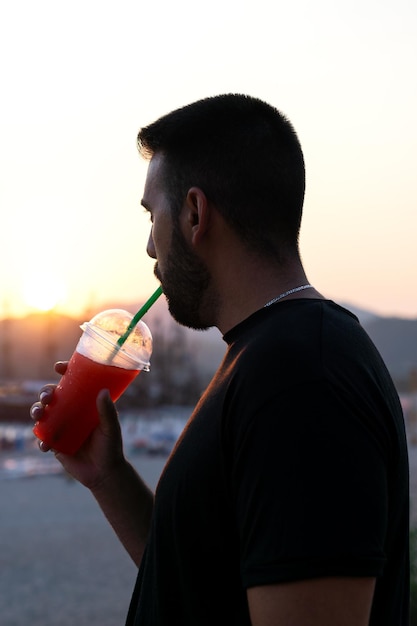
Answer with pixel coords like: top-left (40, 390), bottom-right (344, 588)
top-left (0, 0), bottom-right (416, 623)
top-left (0, 0), bottom-right (416, 320)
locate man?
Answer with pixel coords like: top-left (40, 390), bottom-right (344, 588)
top-left (31, 94), bottom-right (409, 624)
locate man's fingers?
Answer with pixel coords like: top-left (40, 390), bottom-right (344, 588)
top-left (39, 440), bottom-right (52, 453)
top-left (30, 402), bottom-right (44, 421)
top-left (37, 385), bottom-right (57, 405)
top-left (54, 361), bottom-right (68, 375)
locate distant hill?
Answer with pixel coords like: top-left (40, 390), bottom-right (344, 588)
top-left (362, 316), bottom-right (417, 383)
top-left (0, 297), bottom-right (416, 390)
top-left (339, 302), bottom-right (417, 385)
top-left (0, 312), bottom-right (83, 381)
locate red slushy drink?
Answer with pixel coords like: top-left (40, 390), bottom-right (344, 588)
top-left (33, 309), bottom-right (153, 455)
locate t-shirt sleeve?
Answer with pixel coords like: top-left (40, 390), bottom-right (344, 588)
top-left (230, 379), bottom-right (388, 588)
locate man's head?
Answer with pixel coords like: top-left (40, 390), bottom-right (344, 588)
top-left (138, 93), bottom-right (305, 264)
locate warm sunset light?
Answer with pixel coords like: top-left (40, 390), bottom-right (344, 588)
top-left (0, 0), bottom-right (416, 320)
top-left (22, 271), bottom-right (67, 313)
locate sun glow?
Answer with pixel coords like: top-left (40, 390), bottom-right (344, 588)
top-left (23, 271), bottom-right (67, 313)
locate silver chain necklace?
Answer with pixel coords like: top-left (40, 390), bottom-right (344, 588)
top-left (264, 284), bottom-right (314, 307)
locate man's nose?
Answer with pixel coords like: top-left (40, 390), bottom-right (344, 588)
top-left (147, 230), bottom-right (156, 259)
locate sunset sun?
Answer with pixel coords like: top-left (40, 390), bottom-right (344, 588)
top-left (23, 271), bottom-right (67, 312)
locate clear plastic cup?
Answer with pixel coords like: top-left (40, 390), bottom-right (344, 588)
top-left (33, 309), bottom-right (153, 455)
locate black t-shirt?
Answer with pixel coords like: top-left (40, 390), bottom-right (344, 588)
top-left (126, 300), bottom-right (409, 625)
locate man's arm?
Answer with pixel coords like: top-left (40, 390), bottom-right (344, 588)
top-left (88, 448), bottom-right (154, 567)
top-left (247, 577), bottom-right (376, 626)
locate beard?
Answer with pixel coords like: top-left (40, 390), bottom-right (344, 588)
top-left (154, 223), bottom-right (216, 330)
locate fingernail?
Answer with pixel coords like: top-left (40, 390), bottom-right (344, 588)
top-left (39, 440), bottom-right (49, 452)
top-left (40, 391), bottom-right (49, 402)
top-left (30, 404), bottom-right (41, 419)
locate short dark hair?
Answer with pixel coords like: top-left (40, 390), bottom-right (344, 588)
top-left (138, 94), bottom-right (305, 263)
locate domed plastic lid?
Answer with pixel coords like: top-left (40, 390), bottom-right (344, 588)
top-left (80, 309), bottom-right (153, 370)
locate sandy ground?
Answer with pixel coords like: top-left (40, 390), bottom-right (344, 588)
top-left (0, 454), bottom-right (166, 626)
top-left (1, 443), bottom-right (416, 626)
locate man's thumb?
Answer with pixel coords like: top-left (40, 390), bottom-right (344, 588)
top-left (96, 389), bottom-right (120, 435)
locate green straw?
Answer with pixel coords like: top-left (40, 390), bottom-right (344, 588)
top-left (117, 285), bottom-right (163, 349)
top-left (107, 285), bottom-right (163, 364)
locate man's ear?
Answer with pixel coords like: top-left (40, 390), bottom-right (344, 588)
top-left (184, 186), bottom-right (210, 246)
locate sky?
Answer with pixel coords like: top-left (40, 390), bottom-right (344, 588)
top-left (0, 0), bottom-right (416, 321)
